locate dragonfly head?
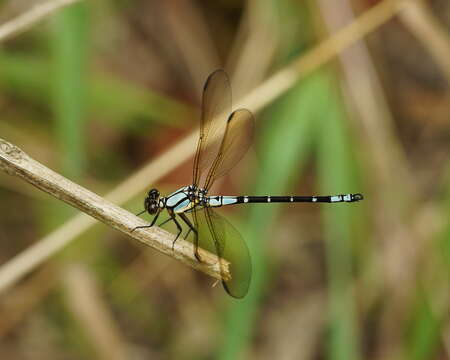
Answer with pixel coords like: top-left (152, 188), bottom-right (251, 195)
top-left (145, 188), bottom-right (160, 215)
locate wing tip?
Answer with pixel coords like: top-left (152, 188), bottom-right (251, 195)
top-left (222, 281), bottom-right (249, 299)
top-left (204, 69), bottom-right (229, 91)
top-left (227, 108), bottom-right (255, 124)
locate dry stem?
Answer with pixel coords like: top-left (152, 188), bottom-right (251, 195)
top-left (0, 138), bottom-right (229, 294)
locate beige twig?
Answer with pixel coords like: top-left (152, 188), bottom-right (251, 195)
top-left (0, 138), bottom-right (229, 294)
top-left (0, 0), bottom-right (81, 42)
top-left (0, 132), bottom-right (197, 295)
top-left (0, 0), bottom-right (404, 294)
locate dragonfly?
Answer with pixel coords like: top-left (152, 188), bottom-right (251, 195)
top-left (134, 69), bottom-right (363, 299)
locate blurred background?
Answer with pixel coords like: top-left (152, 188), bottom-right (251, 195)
top-left (0, 0), bottom-right (449, 359)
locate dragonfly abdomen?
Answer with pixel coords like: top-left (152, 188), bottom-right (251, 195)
top-left (206, 193), bottom-right (363, 207)
top-left (235, 194), bottom-right (363, 203)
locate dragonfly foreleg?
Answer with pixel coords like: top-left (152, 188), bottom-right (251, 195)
top-left (131, 210), bottom-right (160, 232)
top-left (135, 209), bottom-right (146, 216)
top-left (158, 217), bottom-right (173, 227)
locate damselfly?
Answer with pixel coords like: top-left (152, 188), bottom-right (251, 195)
top-left (135, 70), bottom-right (363, 298)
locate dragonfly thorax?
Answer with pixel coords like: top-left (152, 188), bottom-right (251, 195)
top-left (196, 187), bottom-right (208, 202)
top-left (185, 185), bottom-right (208, 204)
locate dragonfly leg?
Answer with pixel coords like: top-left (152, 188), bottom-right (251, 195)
top-left (135, 209), bottom-right (146, 216)
top-left (193, 227), bottom-right (203, 262)
top-left (149, 212), bottom-right (161, 227)
top-left (179, 213), bottom-right (201, 262)
top-left (179, 213), bottom-right (200, 261)
top-left (158, 217), bottom-right (173, 227)
top-left (178, 212), bottom-right (198, 239)
top-left (167, 210), bottom-right (183, 251)
top-left (131, 211), bottom-right (160, 232)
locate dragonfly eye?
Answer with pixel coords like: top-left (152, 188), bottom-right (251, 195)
top-left (148, 188), bottom-right (160, 199)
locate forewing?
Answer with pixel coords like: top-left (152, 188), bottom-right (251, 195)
top-left (193, 70), bottom-right (232, 187)
top-left (204, 109), bottom-right (254, 190)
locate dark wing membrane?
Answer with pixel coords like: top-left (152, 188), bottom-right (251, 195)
top-left (204, 109), bottom-right (254, 191)
top-left (193, 70), bottom-right (232, 187)
top-left (195, 208), bottom-right (251, 298)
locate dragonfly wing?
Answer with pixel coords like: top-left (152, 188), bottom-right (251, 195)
top-left (196, 207), bottom-right (251, 298)
top-left (193, 69), bottom-right (232, 187)
top-left (204, 108), bottom-right (254, 191)
top-left (190, 71), bottom-right (252, 298)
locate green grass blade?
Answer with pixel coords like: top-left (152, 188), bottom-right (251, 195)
top-left (407, 293), bottom-right (441, 360)
top-left (316, 73), bottom-right (361, 360)
top-left (51, 3), bottom-right (88, 177)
